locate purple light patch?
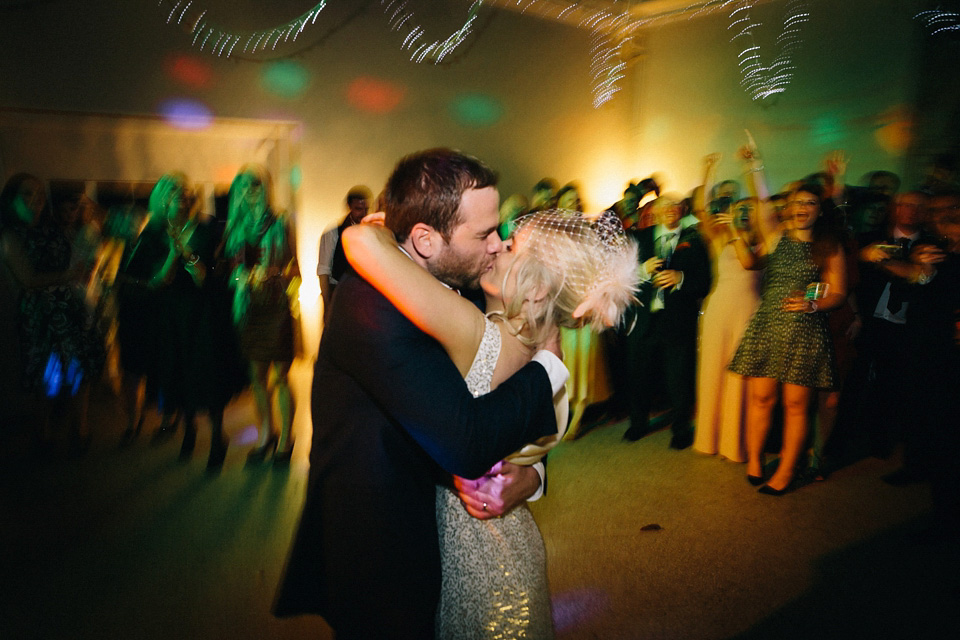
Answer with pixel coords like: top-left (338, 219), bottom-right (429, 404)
top-left (551, 588), bottom-right (610, 634)
top-left (234, 424), bottom-right (261, 447)
top-left (158, 98), bottom-right (214, 130)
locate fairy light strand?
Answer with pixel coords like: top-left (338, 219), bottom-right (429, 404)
top-left (915, 8), bottom-right (960, 36)
top-left (725, 0), bottom-right (809, 101)
top-left (155, 0), bottom-right (330, 57)
top-left (152, 1), bottom-right (809, 106)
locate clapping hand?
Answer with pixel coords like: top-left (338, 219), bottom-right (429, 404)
top-left (653, 269), bottom-right (681, 290)
top-left (643, 256), bottom-right (664, 276)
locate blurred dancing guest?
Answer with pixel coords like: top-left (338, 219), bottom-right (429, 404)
top-left (0, 173), bottom-right (104, 453)
top-left (693, 154), bottom-right (761, 462)
top-left (904, 193), bottom-right (960, 540)
top-left (317, 185), bottom-right (371, 324)
top-left (147, 173), bottom-right (245, 469)
top-left (555, 182), bottom-right (584, 212)
top-left (274, 148), bottom-right (567, 639)
top-left (113, 202), bottom-right (162, 441)
top-left (344, 208), bottom-right (637, 639)
top-left (225, 165), bottom-right (299, 463)
top-left (729, 171), bottom-right (847, 494)
top-left (529, 178), bottom-right (558, 212)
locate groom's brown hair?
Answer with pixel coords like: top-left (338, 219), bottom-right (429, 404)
top-left (384, 148), bottom-right (498, 243)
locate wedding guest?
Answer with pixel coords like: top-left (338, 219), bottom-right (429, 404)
top-left (225, 165), bottom-right (299, 464)
top-left (729, 168), bottom-right (847, 494)
top-left (693, 153), bottom-right (761, 462)
top-left (146, 172), bottom-right (246, 470)
top-left (622, 194), bottom-right (712, 449)
top-left (317, 185), bottom-right (370, 324)
top-left (0, 173), bottom-right (104, 454)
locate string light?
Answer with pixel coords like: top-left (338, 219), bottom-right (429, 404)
top-left (915, 8), bottom-right (960, 36)
top-left (151, 1), bottom-right (809, 106)
top-left (725, 0), bottom-right (809, 101)
top-left (381, 1), bottom-right (484, 64)
top-left (155, 1), bottom-right (329, 57)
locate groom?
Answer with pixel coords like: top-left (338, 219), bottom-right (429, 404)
top-left (273, 149), bottom-right (567, 639)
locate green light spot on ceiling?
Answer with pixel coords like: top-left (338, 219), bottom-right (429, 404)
top-left (290, 165), bottom-right (302, 190)
top-left (811, 114), bottom-right (845, 146)
top-left (262, 61), bottom-right (310, 99)
top-left (450, 94), bottom-right (504, 128)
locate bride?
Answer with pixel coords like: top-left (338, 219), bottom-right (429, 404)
top-left (343, 208), bottom-right (638, 639)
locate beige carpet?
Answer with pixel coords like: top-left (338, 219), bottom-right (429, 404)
top-left (1, 362), bottom-right (956, 639)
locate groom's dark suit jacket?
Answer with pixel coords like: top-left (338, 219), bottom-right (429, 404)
top-left (273, 269), bottom-right (557, 639)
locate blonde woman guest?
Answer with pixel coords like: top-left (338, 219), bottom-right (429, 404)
top-left (224, 165), bottom-right (300, 464)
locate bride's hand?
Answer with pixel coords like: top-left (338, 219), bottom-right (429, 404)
top-left (361, 211), bottom-right (386, 226)
top-left (453, 462), bottom-right (541, 520)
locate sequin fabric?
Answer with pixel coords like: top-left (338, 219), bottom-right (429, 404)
top-left (435, 317), bottom-right (554, 639)
top-left (728, 235), bottom-right (837, 388)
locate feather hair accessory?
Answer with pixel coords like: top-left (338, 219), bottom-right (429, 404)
top-left (510, 209), bottom-right (640, 334)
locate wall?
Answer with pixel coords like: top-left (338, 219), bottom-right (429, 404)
top-left (0, 0), bottom-right (937, 356)
top-left (626, 0), bottom-right (925, 195)
top-left (0, 0), bottom-right (635, 351)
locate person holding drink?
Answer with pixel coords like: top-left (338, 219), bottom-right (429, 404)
top-left (727, 143), bottom-right (847, 494)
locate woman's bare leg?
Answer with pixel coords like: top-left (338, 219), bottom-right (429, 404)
top-left (746, 377), bottom-right (778, 479)
top-left (273, 361), bottom-right (294, 453)
top-left (768, 383), bottom-right (813, 491)
top-left (249, 361), bottom-right (274, 447)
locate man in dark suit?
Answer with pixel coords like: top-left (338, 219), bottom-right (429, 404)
top-left (622, 195), bottom-right (712, 449)
top-left (273, 149), bottom-right (566, 639)
top-left (843, 191), bottom-right (932, 468)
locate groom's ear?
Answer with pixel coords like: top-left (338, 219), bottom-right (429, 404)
top-left (409, 222), bottom-right (442, 259)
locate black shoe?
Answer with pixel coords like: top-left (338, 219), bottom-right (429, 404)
top-left (179, 426), bottom-right (197, 461)
top-left (120, 427), bottom-right (137, 448)
top-left (207, 437), bottom-right (228, 471)
top-left (881, 467), bottom-right (927, 487)
top-left (152, 419), bottom-right (178, 444)
top-left (273, 443), bottom-right (294, 466)
top-left (623, 422), bottom-right (649, 442)
top-left (758, 483), bottom-right (792, 496)
top-left (579, 403), bottom-right (609, 428)
top-left (747, 474), bottom-right (765, 487)
top-left (669, 429), bottom-right (693, 450)
top-left (246, 433), bottom-right (279, 463)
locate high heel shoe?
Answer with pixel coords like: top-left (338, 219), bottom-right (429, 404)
top-left (273, 440), bottom-right (295, 466)
top-left (207, 437), bottom-right (228, 471)
top-left (747, 474), bottom-right (764, 487)
top-left (758, 482), bottom-right (792, 496)
top-left (247, 433), bottom-right (279, 463)
top-left (179, 424), bottom-right (197, 460)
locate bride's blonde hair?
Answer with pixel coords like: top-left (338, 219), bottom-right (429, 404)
top-left (496, 209), bottom-right (639, 347)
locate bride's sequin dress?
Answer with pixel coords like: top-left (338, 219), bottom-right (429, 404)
top-left (435, 317), bottom-right (554, 639)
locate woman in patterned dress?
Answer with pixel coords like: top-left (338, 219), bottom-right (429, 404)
top-left (729, 179), bottom-right (847, 495)
top-left (0, 173), bottom-right (104, 452)
top-left (343, 209), bottom-right (638, 639)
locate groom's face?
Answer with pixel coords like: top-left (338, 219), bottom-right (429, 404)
top-left (429, 186), bottom-right (503, 290)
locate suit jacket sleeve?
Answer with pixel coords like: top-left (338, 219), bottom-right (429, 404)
top-left (325, 271), bottom-right (558, 479)
top-left (673, 229), bottom-right (713, 302)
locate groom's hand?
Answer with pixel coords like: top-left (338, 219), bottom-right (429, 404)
top-left (453, 462), bottom-right (542, 520)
